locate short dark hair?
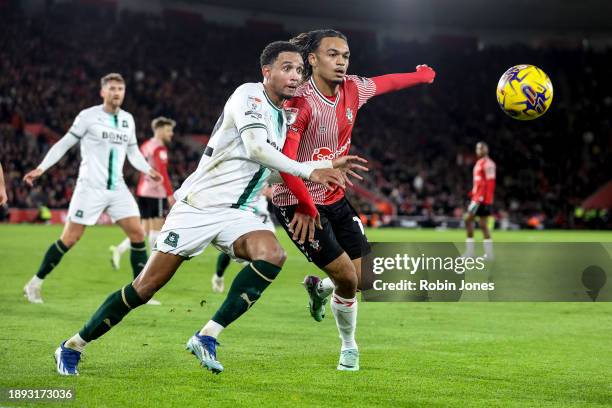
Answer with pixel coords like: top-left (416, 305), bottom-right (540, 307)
top-left (100, 73), bottom-right (125, 87)
top-left (290, 29), bottom-right (348, 77)
top-left (260, 41), bottom-right (301, 68)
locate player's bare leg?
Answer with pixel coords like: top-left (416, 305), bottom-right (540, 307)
top-left (24, 221), bottom-right (86, 303)
top-left (192, 230), bottom-right (285, 373)
top-left (464, 213), bottom-right (476, 258)
top-left (148, 217), bottom-right (164, 250)
top-left (480, 216), bottom-right (494, 260)
top-left (116, 216), bottom-right (147, 279)
top-left (56, 252), bottom-right (184, 375)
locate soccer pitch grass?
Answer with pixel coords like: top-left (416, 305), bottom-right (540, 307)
top-left (1, 225), bottom-right (611, 407)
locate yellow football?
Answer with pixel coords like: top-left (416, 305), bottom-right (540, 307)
top-left (496, 64), bottom-right (553, 120)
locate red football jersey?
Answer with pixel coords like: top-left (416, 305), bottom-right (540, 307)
top-left (471, 157), bottom-right (496, 205)
top-left (136, 138), bottom-right (173, 198)
top-left (272, 75), bottom-right (376, 207)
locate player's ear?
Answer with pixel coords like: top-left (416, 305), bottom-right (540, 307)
top-left (261, 65), bottom-right (271, 81)
top-left (308, 53), bottom-right (317, 69)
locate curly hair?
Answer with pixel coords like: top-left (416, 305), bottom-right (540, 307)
top-left (289, 29), bottom-right (347, 78)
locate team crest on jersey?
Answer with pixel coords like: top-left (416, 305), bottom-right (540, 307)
top-left (346, 108), bottom-right (353, 123)
top-left (122, 120), bottom-right (128, 128)
top-left (245, 96), bottom-right (263, 119)
top-left (247, 96), bottom-right (262, 111)
top-left (319, 125), bottom-right (326, 134)
top-left (284, 107), bottom-right (299, 125)
top-left (164, 232), bottom-right (179, 248)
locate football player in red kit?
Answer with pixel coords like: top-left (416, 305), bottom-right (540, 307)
top-left (464, 141), bottom-right (496, 259)
top-left (272, 29), bottom-right (436, 371)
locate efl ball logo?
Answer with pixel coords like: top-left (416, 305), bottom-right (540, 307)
top-left (496, 64), bottom-right (553, 120)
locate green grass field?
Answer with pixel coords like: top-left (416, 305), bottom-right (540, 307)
top-left (1, 225), bottom-right (611, 407)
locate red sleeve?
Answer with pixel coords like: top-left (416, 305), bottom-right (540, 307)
top-left (484, 160), bottom-right (496, 203)
top-left (153, 146), bottom-right (173, 197)
top-left (280, 99), bottom-right (318, 217)
top-left (372, 71), bottom-right (433, 96)
top-left (485, 179), bottom-right (496, 204)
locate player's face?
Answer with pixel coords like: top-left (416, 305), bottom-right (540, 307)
top-left (158, 125), bottom-right (174, 145)
top-left (311, 37), bottom-right (350, 84)
top-left (101, 80), bottom-right (125, 109)
top-left (476, 143), bottom-right (488, 157)
top-left (264, 51), bottom-right (304, 100)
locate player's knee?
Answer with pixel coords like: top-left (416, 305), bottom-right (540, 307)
top-left (329, 261), bottom-right (357, 293)
top-left (129, 228), bottom-right (146, 243)
top-left (256, 245), bottom-right (286, 267)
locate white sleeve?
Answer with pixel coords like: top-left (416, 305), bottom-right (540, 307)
top-left (126, 125), bottom-right (151, 174)
top-left (241, 127), bottom-right (313, 179)
top-left (267, 159), bottom-right (332, 184)
top-left (228, 84), bottom-right (268, 134)
top-left (38, 133), bottom-right (80, 172)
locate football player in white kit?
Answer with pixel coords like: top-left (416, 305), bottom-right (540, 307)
top-left (22, 73), bottom-right (162, 303)
top-left (53, 41), bottom-right (348, 376)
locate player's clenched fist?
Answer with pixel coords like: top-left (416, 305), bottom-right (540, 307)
top-left (416, 64), bottom-right (436, 84)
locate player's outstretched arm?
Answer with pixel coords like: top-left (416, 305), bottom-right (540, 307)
top-left (23, 133), bottom-right (80, 186)
top-left (372, 65), bottom-right (436, 96)
top-left (241, 127), bottom-right (344, 189)
top-left (126, 143), bottom-right (161, 181)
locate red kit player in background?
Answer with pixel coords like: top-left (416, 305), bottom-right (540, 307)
top-left (110, 117), bottom-right (176, 301)
top-left (272, 29), bottom-right (436, 371)
top-left (464, 141), bottom-right (496, 260)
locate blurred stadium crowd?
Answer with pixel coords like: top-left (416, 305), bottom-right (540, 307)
top-left (1, 4), bottom-right (610, 228)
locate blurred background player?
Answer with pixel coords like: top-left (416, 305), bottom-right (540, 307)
top-left (464, 141), bottom-right (496, 259)
top-left (0, 162), bottom-right (7, 206)
top-left (110, 116), bottom-right (176, 271)
top-left (272, 29), bottom-right (436, 371)
top-left (211, 184), bottom-right (274, 293)
top-left (22, 73), bottom-right (162, 304)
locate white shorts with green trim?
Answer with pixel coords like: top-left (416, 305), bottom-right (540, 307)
top-left (154, 200), bottom-right (275, 260)
top-left (67, 183), bottom-right (140, 226)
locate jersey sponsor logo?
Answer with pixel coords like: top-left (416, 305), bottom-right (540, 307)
top-left (311, 138), bottom-right (351, 161)
top-left (102, 131), bottom-right (129, 144)
top-left (266, 139), bottom-right (280, 151)
top-left (346, 108), bottom-right (353, 123)
top-left (245, 111), bottom-right (262, 119)
top-left (164, 231), bottom-right (179, 248)
top-left (284, 107), bottom-right (299, 125)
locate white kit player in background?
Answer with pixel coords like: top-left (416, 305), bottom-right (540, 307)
top-left (110, 117), bottom-right (177, 287)
top-left (22, 73), bottom-right (162, 304)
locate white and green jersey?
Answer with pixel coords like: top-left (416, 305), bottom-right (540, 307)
top-left (67, 105), bottom-right (139, 190)
top-left (175, 82), bottom-right (296, 213)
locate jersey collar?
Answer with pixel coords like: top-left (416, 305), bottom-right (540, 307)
top-left (261, 85), bottom-right (282, 112)
top-left (309, 77), bottom-right (339, 108)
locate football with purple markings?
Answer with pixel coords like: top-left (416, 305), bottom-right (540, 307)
top-left (496, 64), bottom-right (553, 120)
